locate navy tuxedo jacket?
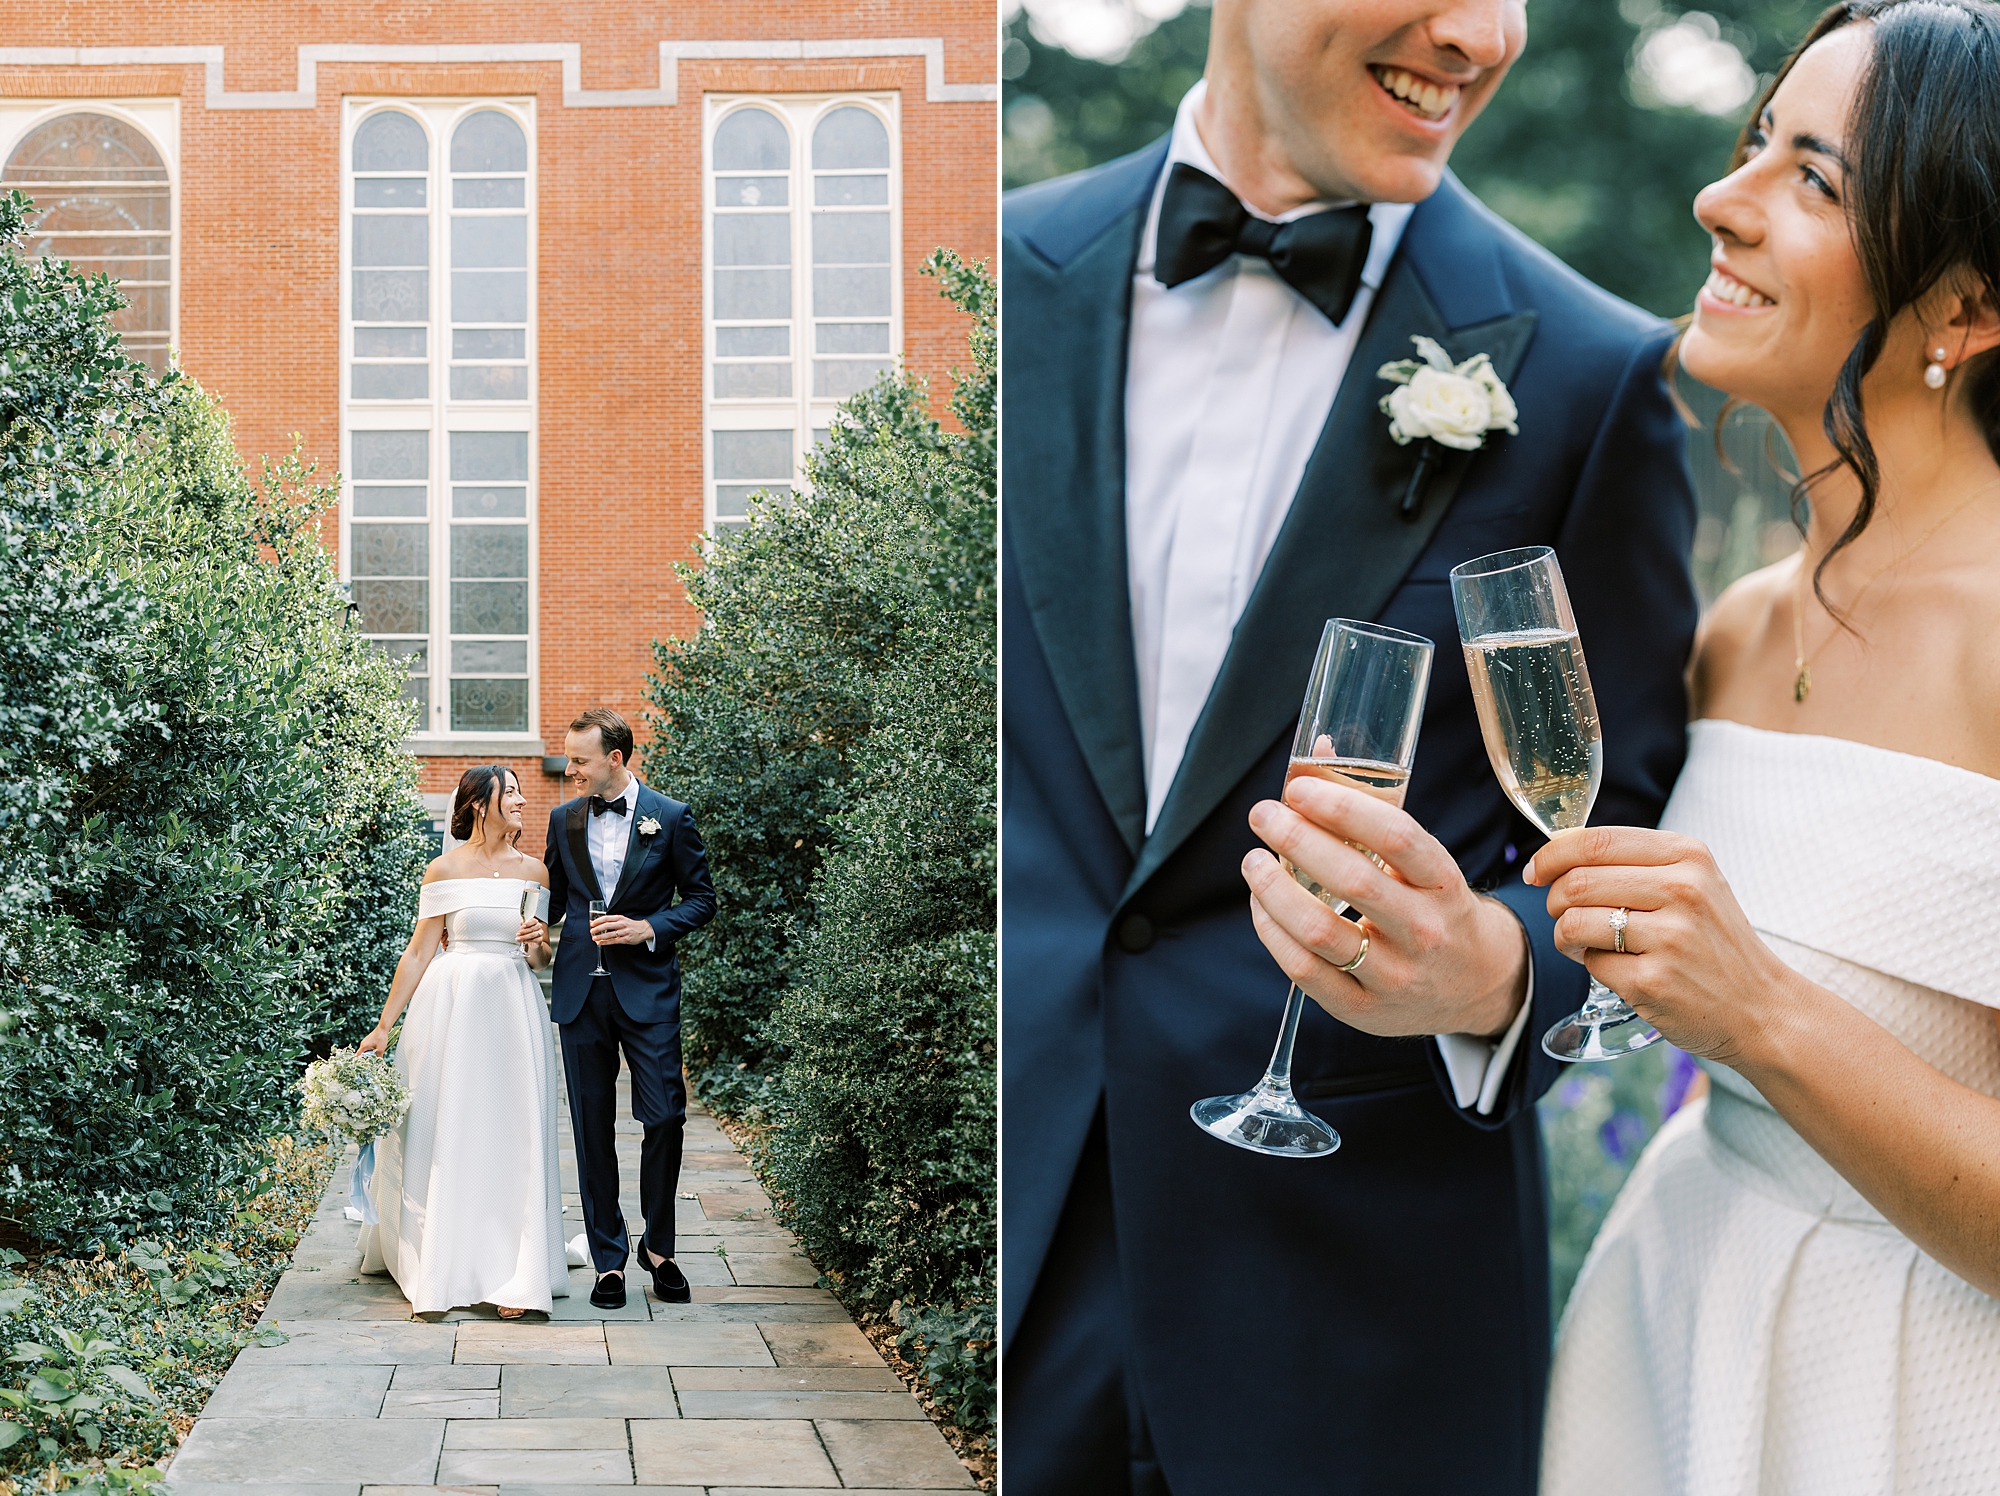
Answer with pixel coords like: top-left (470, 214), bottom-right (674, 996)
top-left (1002, 140), bottom-right (1699, 1494)
top-left (544, 784), bottom-right (716, 1027)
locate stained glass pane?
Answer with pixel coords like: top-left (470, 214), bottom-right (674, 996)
top-left (717, 175), bottom-right (787, 208)
top-left (713, 107), bottom-right (789, 171)
top-left (717, 325), bottom-right (789, 357)
top-left (451, 111), bottom-right (528, 173)
top-left (451, 216), bottom-right (527, 268)
top-left (451, 525), bottom-right (528, 578)
top-left (352, 522), bottom-right (429, 577)
top-left (354, 111), bottom-right (428, 172)
top-left (352, 363), bottom-right (429, 399)
top-left (451, 270), bottom-right (528, 323)
top-left (378, 639), bottom-right (428, 671)
top-left (812, 267), bottom-right (891, 318)
top-left (715, 363), bottom-right (791, 398)
top-left (811, 107), bottom-right (890, 170)
top-left (815, 173), bottom-right (889, 206)
top-left (353, 215), bottom-right (427, 266)
top-left (450, 431), bottom-right (529, 481)
top-left (714, 268), bottom-right (790, 320)
top-left (25, 189), bottom-right (169, 232)
top-left (4, 113), bottom-right (167, 180)
top-left (351, 579), bottom-right (427, 634)
top-left (355, 326), bottom-right (427, 358)
top-left (715, 215), bottom-right (790, 267)
top-left (453, 328), bottom-right (527, 360)
top-left (354, 269), bottom-right (428, 321)
top-left (453, 177), bottom-right (526, 209)
top-left (813, 359), bottom-right (892, 398)
top-left (713, 429), bottom-right (794, 480)
top-left (452, 485), bottom-right (527, 518)
top-left (453, 640), bottom-right (528, 674)
top-left (353, 485), bottom-right (428, 517)
top-left (451, 677), bottom-right (529, 732)
top-left (450, 580), bottom-right (529, 635)
top-left (352, 431), bottom-right (429, 481)
top-left (450, 365), bottom-right (530, 401)
top-left (813, 212), bottom-right (889, 265)
top-left (356, 177), bottom-right (426, 209)
top-left (715, 482), bottom-right (791, 519)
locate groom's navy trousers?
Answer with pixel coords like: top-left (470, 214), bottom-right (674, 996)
top-left (1002, 141), bottom-right (1700, 1495)
top-left (546, 785), bottom-right (715, 1273)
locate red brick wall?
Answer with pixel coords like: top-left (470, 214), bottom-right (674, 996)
top-left (2, 4), bottom-right (996, 855)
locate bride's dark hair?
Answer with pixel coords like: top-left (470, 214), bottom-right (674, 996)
top-left (1749, 0), bottom-right (2000, 614)
top-left (450, 764), bottom-right (514, 844)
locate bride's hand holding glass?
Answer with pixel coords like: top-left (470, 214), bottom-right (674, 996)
top-left (1245, 783), bottom-right (1529, 1040)
top-left (1525, 826), bottom-right (1809, 1067)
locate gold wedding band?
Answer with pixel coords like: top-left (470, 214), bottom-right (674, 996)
top-left (1335, 935), bottom-right (1370, 974)
top-left (1610, 907), bottom-right (1629, 954)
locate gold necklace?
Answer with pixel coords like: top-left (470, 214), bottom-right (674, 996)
top-left (1790, 486), bottom-right (1989, 702)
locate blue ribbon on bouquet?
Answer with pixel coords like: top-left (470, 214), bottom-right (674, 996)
top-left (350, 1139), bottom-right (380, 1225)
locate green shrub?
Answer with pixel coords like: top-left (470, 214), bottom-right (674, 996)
top-left (644, 251), bottom-right (995, 1433)
top-left (0, 189), bottom-right (430, 1250)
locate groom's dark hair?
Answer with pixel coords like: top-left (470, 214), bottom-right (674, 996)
top-left (570, 707), bottom-right (634, 766)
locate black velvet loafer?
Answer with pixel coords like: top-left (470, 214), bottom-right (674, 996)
top-left (645, 1250), bottom-right (691, 1304)
top-left (589, 1271), bottom-right (626, 1310)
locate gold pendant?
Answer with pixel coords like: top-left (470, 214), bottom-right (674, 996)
top-left (1794, 664), bottom-right (1811, 703)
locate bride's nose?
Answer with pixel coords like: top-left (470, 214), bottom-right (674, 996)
top-left (1695, 166), bottom-right (1765, 250)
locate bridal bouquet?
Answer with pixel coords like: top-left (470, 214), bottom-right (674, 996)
top-left (299, 1048), bottom-right (410, 1148)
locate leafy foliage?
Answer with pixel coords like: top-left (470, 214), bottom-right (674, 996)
top-left (644, 251), bottom-right (995, 1433)
top-left (0, 189), bottom-right (430, 1250)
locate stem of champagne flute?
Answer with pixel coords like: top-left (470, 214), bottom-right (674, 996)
top-left (1264, 985), bottom-right (1308, 1091)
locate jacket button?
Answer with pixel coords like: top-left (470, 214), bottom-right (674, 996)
top-left (1116, 914), bottom-right (1155, 953)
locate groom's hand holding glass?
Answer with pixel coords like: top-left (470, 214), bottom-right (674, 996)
top-left (589, 912), bottom-right (655, 946)
top-left (1242, 787), bottom-right (1529, 1041)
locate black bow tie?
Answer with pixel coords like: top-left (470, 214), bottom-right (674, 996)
top-left (1154, 163), bottom-right (1375, 326)
top-left (589, 795), bottom-right (628, 817)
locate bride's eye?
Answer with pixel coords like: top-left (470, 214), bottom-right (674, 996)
top-left (1801, 164), bottom-right (1839, 202)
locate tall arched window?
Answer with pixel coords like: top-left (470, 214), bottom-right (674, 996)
top-left (1, 112), bottom-right (172, 372)
top-left (705, 96), bottom-right (899, 531)
top-left (350, 109), bottom-right (431, 398)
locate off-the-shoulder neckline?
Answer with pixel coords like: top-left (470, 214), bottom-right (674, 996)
top-left (1693, 718), bottom-right (2000, 788)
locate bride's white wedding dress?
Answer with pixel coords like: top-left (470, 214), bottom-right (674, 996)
top-left (1543, 720), bottom-right (2000, 1495)
top-left (357, 877), bottom-right (567, 1314)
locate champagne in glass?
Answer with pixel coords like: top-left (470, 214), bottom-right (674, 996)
top-left (1191, 618), bottom-right (1434, 1158)
top-left (588, 898), bottom-right (610, 977)
top-left (1449, 546), bottom-right (1661, 1062)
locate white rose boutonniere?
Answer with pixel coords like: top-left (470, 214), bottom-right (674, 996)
top-left (1376, 336), bottom-right (1519, 516)
top-left (638, 815), bottom-right (662, 836)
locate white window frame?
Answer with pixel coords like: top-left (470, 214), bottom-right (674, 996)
top-left (0, 98), bottom-right (180, 371)
top-left (703, 91), bottom-right (902, 533)
top-left (339, 95), bottom-right (541, 754)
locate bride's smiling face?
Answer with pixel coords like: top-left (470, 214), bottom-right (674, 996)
top-left (491, 772), bottom-right (526, 834)
top-left (1681, 25), bottom-right (1875, 421)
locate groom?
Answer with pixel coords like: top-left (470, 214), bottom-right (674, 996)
top-left (545, 707), bottom-right (715, 1310)
top-left (1004, 0), bottom-right (1699, 1491)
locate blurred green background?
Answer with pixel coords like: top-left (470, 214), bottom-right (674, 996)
top-left (1003, 0), bottom-right (1826, 1312)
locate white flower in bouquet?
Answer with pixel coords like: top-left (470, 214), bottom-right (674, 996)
top-left (299, 1048), bottom-right (412, 1148)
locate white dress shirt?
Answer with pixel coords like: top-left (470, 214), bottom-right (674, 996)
top-left (1124, 82), bottom-right (1527, 1112)
top-left (585, 772), bottom-right (655, 950)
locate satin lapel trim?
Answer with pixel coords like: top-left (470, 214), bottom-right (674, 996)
top-left (1124, 269), bottom-right (1538, 900)
top-left (609, 787), bottom-right (658, 910)
top-left (566, 798), bottom-right (603, 903)
top-left (1004, 154), bottom-right (1160, 857)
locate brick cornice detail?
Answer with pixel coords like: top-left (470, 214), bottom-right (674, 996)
top-left (0, 40), bottom-right (997, 108)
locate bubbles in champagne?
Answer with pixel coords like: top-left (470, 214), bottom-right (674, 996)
top-left (1462, 629), bottom-right (1602, 836)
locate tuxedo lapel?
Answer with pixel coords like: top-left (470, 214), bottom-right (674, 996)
top-left (565, 798), bottom-right (603, 903)
top-left (1005, 140), bottom-right (1168, 858)
top-left (1125, 179), bottom-right (1539, 898)
top-left (609, 786), bottom-right (658, 910)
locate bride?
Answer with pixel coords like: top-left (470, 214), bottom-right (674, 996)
top-left (1537, 2), bottom-right (2000, 1490)
top-left (356, 765), bottom-right (568, 1319)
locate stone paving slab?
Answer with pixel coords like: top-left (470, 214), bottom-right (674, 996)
top-left (168, 1074), bottom-right (972, 1491)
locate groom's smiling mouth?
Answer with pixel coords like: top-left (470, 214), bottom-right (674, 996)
top-left (1369, 65), bottom-right (1459, 123)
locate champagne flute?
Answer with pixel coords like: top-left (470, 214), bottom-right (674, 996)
top-left (1191, 618), bottom-right (1434, 1157)
top-left (1449, 546), bottom-right (1661, 1062)
top-left (588, 898), bottom-right (610, 977)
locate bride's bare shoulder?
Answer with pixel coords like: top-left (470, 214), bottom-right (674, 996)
top-left (1689, 554), bottom-right (1796, 711)
top-left (423, 849), bottom-right (473, 883)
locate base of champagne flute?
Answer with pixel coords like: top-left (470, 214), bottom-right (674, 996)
top-left (1542, 1001), bottom-right (1663, 1063)
top-left (1190, 1081), bottom-right (1340, 1158)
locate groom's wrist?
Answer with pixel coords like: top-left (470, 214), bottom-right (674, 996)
top-left (1465, 897), bottom-right (1532, 1041)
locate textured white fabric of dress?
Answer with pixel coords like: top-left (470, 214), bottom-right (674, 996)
top-left (356, 877), bottom-right (568, 1313)
top-left (1543, 719), bottom-right (2000, 1496)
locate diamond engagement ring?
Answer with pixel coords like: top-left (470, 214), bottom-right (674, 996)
top-left (1610, 907), bottom-right (1629, 954)
top-left (1335, 935), bottom-right (1370, 974)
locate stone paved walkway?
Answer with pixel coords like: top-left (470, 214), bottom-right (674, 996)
top-left (165, 1059), bottom-right (973, 1495)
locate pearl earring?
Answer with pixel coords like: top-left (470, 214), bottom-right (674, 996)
top-left (1925, 348), bottom-right (1948, 390)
